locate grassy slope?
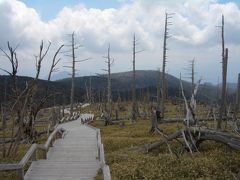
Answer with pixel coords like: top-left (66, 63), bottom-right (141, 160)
top-left (90, 103), bottom-right (240, 180)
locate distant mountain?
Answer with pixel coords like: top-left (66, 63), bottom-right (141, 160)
top-left (0, 75), bottom-right (84, 106)
top-left (57, 70), bottom-right (220, 102)
top-left (1, 70), bottom-right (232, 105)
top-left (47, 71), bottom-right (70, 81)
top-left (57, 70), bottom-right (181, 91)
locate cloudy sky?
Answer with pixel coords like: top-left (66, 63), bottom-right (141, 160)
top-left (0, 0), bottom-right (239, 83)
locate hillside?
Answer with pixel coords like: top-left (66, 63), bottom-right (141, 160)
top-left (0, 70), bottom-right (229, 104)
top-left (58, 70), bottom-right (219, 102)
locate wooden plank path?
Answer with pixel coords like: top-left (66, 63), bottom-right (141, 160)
top-left (24, 114), bottom-right (101, 180)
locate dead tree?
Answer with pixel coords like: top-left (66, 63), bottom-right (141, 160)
top-left (190, 59), bottom-right (195, 95)
top-left (145, 127), bottom-right (240, 153)
top-left (132, 34), bottom-right (137, 123)
top-left (145, 78), bottom-right (240, 153)
top-left (0, 42), bottom-right (25, 156)
top-left (89, 76), bottom-right (93, 103)
top-left (70, 33), bottom-right (76, 117)
top-left (161, 13), bottom-right (173, 120)
top-left (180, 76), bottom-right (201, 126)
top-left (157, 68), bottom-right (161, 112)
top-left (216, 15), bottom-right (228, 130)
top-left (28, 43), bottom-right (64, 137)
top-left (131, 34), bottom-right (143, 123)
top-left (85, 76), bottom-right (93, 103)
top-left (149, 106), bottom-right (162, 134)
top-left (64, 32), bottom-right (89, 118)
top-left (218, 48), bottom-right (228, 129)
top-left (102, 44), bottom-right (114, 125)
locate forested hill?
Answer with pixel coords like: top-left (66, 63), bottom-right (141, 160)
top-left (0, 70), bottom-right (230, 104)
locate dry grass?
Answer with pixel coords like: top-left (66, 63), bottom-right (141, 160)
top-left (1, 103), bottom-right (240, 180)
top-left (92, 102), bottom-right (240, 180)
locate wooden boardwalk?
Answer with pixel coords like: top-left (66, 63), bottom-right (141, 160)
top-left (24, 115), bottom-right (100, 180)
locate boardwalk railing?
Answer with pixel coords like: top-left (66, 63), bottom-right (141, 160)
top-left (84, 118), bottom-right (111, 180)
top-left (97, 129), bottom-right (111, 180)
top-left (0, 126), bottom-right (65, 180)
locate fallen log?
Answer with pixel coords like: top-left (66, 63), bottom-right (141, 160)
top-left (146, 127), bottom-right (240, 152)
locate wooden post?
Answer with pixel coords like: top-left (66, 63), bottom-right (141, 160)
top-left (32, 149), bottom-right (37, 161)
top-left (18, 168), bottom-right (24, 180)
top-left (43, 150), bottom-right (47, 159)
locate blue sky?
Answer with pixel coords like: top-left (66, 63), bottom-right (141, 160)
top-left (20, 0), bottom-right (123, 20)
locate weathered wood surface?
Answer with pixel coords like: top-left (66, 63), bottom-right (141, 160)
top-left (25, 114), bottom-right (100, 180)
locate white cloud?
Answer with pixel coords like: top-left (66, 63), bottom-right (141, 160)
top-left (0, 0), bottom-right (239, 82)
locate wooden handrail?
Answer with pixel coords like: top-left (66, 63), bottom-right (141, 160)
top-left (85, 123), bottom-right (111, 180)
top-left (19, 144), bottom-right (37, 166)
top-left (44, 127), bottom-right (60, 149)
top-left (103, 165), bottom-right (111, 180)
top-left (0, 125), bottom-right (65, 180)
top-left (0, 163), bottom-right (22, 170)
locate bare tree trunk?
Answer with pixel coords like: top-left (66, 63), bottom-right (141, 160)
top-left (1, 104), bottom-right (6, 158)
top-left (149, 106), bottom-right (162, 134)
top-left (102, 44), bottom-right (113, 125)
top-left (70, 32), bottom-right (76, 117)
top-left (218, 48), bottom-right (228, 129)
top-left (217, 15), bottom-right (226, 130)
top-left (191, 59), bottom-right (195, 95)
top-left (107, 44), bottom-right (112, 123)
top-left (161, 13), bottom-right (172, 119)
top-left (131, 34), bottom-right (137, 123)
top-left (157, 69), bottom-right (161, 111)
top-left (89, 76), bottom-right (92, 103)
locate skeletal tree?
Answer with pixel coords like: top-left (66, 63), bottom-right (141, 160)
top-left (0, 40), bottom-right (64, 156)
top-left (217, 15), bottom-right (228, 130)
top-left (89, 76), bottom-right (93, 103)
top-left (0, 41), bottom-right (51, 153)
top-left (64, 32), bottom-right (89, 117)
top-left (161, 12), bottom-right (173, 120)
top-left (190, 59), bottom-right (195, 95)
top-left (85, 76), bottom-right (93, 103)
top-left (29, 43), bottom-right (64, 124)
top-left (183, 59), bottom-right (196, 96)
top-left (132, 34), bottom-right (137, 123)
top-left (131, 34), bottom-right (143, 123)
top-left (102, 44), bottom-right (114, 125)
top-left (70, 32), bottom-right (76, 117)
top-left (218, 48), bottom-right (228, 129)
top-left (25, 41), bottom-right (51, 139)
